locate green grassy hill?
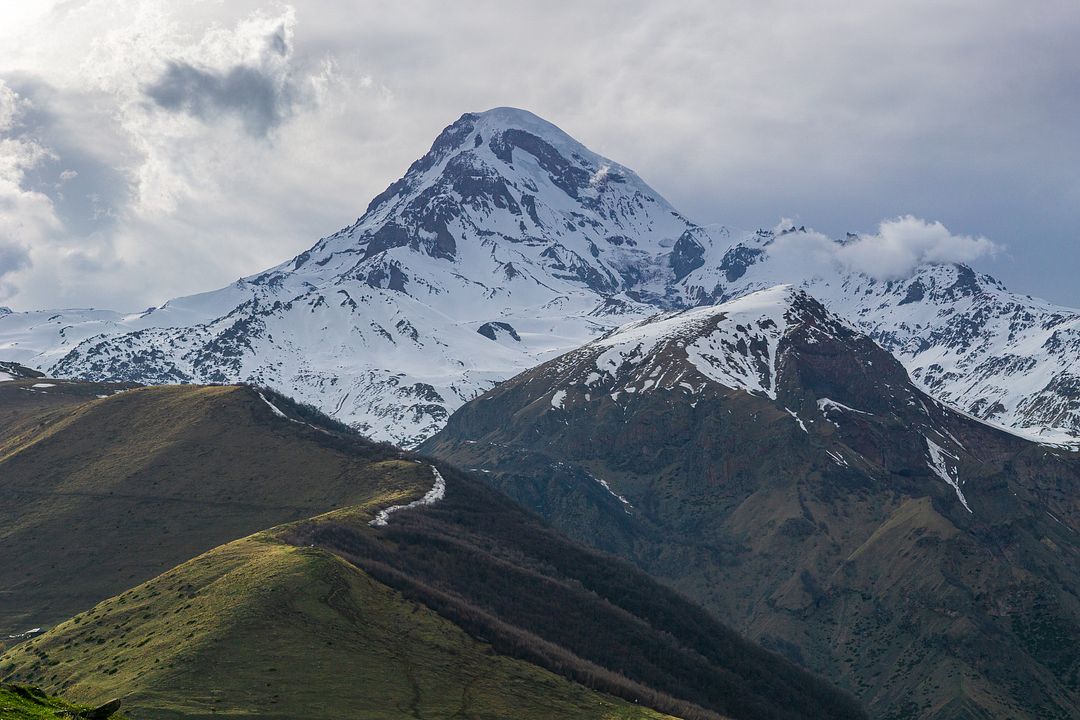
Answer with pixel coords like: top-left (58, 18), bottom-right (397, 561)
top-left (0, 381), bottom-right (418, 635)
top-left (0, 683), bottom-right (124, 719)
top-left (2, 533), bottom-right (672, 720)
top-left (0, 380), bottom-right (864, 719)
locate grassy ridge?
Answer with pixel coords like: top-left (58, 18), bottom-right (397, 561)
top-left (0, 382), bottom-right (684, 718)
top-left (1, 533), bottom-right (675, 720)
top-left (294, 470), bottom-right (866, 720)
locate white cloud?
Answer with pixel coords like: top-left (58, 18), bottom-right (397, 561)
top-left (768, 216), bottom-right (1002, 281)
top-left (842, 216), bottom-right (1001, 279)
top-left (0, 3), bottom-right (395, 310)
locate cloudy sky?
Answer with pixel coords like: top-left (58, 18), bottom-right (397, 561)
top-left (1, 0), bottom-right (1078, 311)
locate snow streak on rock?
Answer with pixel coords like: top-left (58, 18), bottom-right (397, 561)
top-left (926, 437), bottom-right (972, 512)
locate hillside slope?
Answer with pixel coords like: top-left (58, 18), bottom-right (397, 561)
top-left (1, 534), bottom-right (675, 720)
top-left (424, 286), bottom-right (1080, 720)
top-left (0, 684), bottom-right (125, 719)
top-left (0, 380), bottom-right (424, 636)
top-left (0, 378), bottom-right (865, 720)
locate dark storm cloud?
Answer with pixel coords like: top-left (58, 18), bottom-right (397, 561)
top-left (4, 74), bottom-right (132, 236)
top-left (0, 241), bottom-right (31, 279)
top-left (267, 24), bottom-right (289, 57)
top-left (145, 61), bottom-right (290, 138)
top-left (144, 21), bottom-right (298, 138)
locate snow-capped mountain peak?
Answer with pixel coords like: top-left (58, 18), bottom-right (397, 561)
top-left (692, 230), bottom-right (1080, 445)
top-left (1, 107), bottom-right (1078, 448)
top-left (282, 106), bottom-right (708, 306)
top-left (3, 108), bottom-right (719, 446)
top-left (529, 285), bottom-right (863, 408)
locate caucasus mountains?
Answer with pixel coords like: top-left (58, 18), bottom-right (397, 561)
top-left (1, 107), bottom-right (1077, 448)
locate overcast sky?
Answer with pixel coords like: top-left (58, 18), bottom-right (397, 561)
top-left (1, 1), bottom-right (1078, 311)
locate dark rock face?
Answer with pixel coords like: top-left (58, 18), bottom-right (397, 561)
top-left (477, 321), bottom-right (521, 342)
top-left (361, 223), bottom-right (414, 260)
top-left (943, 263), bottom-right (981, 299)
top-left (364, 112), bottom-right (479, 215)
top-left (442, 153), bottom-right (520, 215)
top-left (0, 362), bottom-right (44, 379)
top-left (489, 129), bottom-right (591, 198)
top-left (718, 245), bottom-right (765, 283)
top-left (365, 261), bottom-right (408, 292)
top-left (539, 245), bottom-right (619, 295)
top-left (899, 279), bottom-right (925, 305)
top-left (669, 231), bottom-right (706, 281)
top-left (84, 698), bottom-right (122, 719)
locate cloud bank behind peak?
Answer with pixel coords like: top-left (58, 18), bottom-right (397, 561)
top-left (768, 216), bottom-right (1002, 282)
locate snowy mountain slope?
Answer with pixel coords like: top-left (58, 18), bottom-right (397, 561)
top-left (1, 107), bottom-right (1077, 447)
top-left (683, 228), bottom-right (1080, 446)
top-left (5, 108), bottom-right (718, 446)
top-left (478, 284), bottom-right (989, 511)
top-left (424, 283), bottom-right (1080, 720)
top-left (0, 282), bottom-right (268, 368)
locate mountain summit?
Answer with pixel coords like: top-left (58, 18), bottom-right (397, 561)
top-left (1, 107), bottom-right (720, 446)
top-left (0, 109), bottom-right (1078, 447)
top-left (297, 106), bottom-right (710, 300)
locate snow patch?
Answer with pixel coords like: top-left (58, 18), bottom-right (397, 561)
top-left (587, 471), bottom-right (633, 511)
top-left (825, 449), bottom-right (848, 467)
top-left (258, 392), bottom-right (291, 420)
top-left (817, 398), bottom-right (871, 416)
top-left (590, 285), bottom-right (796, 400)
top-left (786, 408), bottom-right (809, 433)
top-left (370, 466), bottom-right (447, 527)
